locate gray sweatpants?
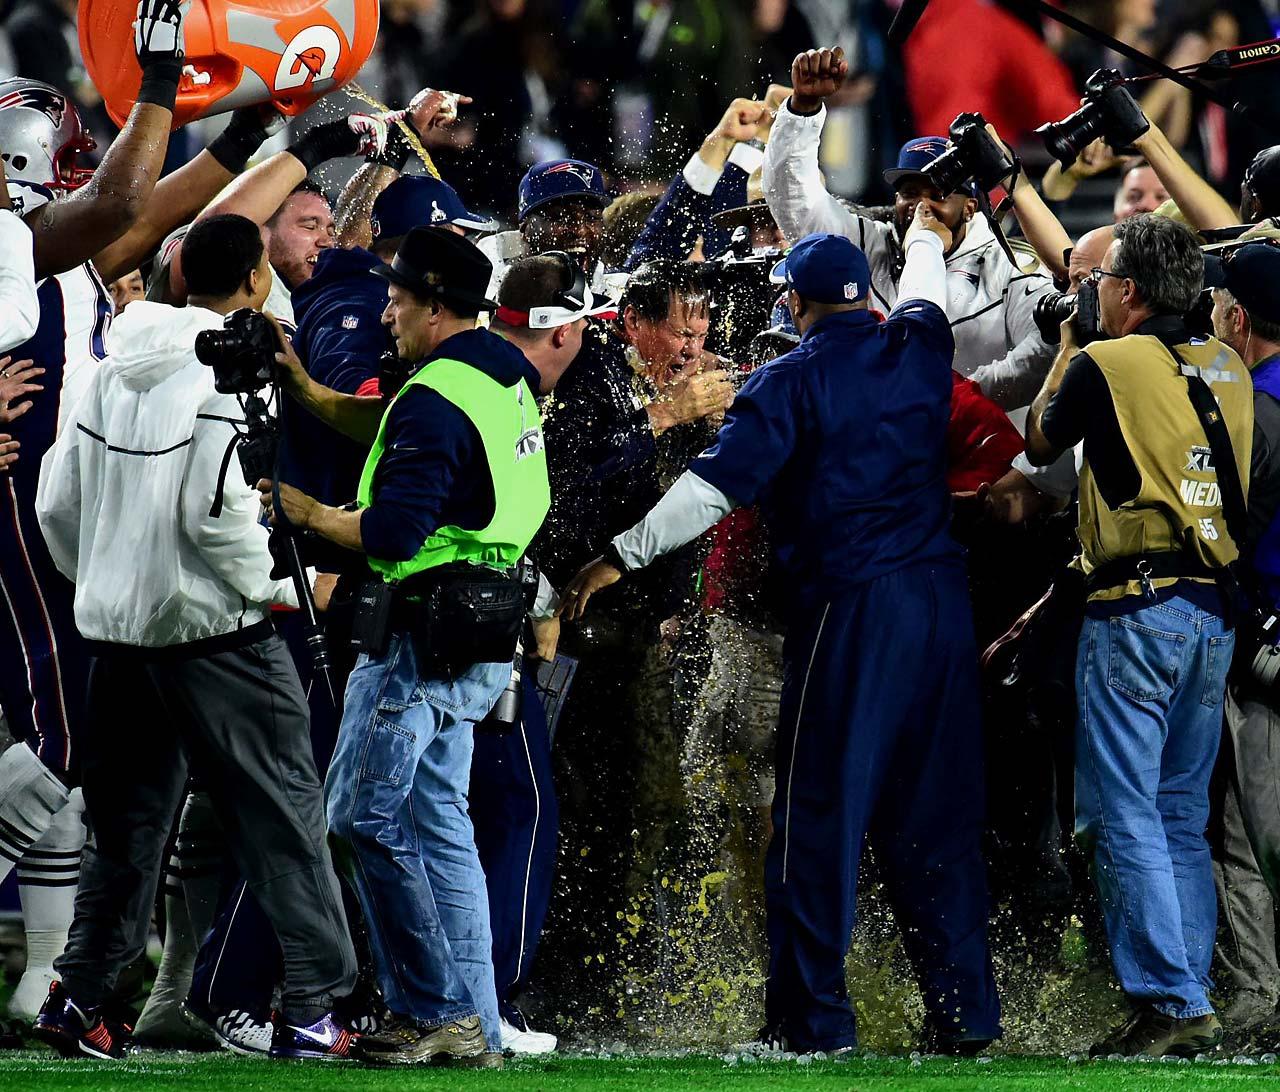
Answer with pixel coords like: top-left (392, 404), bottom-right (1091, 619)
top-left (54, 627), bottom-right (356, 1024)
top-left (1212, 678), bottom-right (1280, 1029)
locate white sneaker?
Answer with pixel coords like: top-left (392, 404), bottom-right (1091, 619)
top-left (183, 1002), bottom-right (274, 1055)
top-left (8, 968), bottom-right (57, 1023)
top-left (500, 1017), bottom-right (557, 1054)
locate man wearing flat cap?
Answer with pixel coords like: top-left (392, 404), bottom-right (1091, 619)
top-left (1206, 242), bottom-right (1280, 1045)
top-left (262, 225), bottom-right (551, 1067)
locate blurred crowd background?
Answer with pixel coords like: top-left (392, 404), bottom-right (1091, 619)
top-left (5, 0), bottom-right (1280, 235)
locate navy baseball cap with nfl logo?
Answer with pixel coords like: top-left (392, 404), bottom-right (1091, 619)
top-left (518, 159), bottom-right (609, 222)
top-left (769, 233), bottom-right (871, 305)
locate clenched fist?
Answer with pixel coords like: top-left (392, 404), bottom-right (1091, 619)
top-left (713, 98), bottom-right (771, 145)
top-left (790, 48), bottom-right (848, 116)
top-left (667, 369), bottom-right (734, 425)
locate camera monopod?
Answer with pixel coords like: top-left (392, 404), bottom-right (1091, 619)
top-left (234, 389), bottom-right (337, 706)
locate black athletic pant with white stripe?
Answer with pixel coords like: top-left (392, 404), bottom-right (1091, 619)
top-left (54, 625), bottom-right (358, 1024)
top-left (0, 470), bottom-right (87, 786)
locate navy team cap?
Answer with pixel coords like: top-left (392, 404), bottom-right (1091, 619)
top-left (884, 135), bottom-right (977, 195)
top-left (769, 233), bottom-right (871, 305)
top-left (518, 159), bottom-right (609, 222)
top-left (1204, 242), bottom-right (1280, 325)
top-left (371, 176), bottom-right (498, 241)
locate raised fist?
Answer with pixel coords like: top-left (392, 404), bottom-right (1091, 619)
top-left (134, 0), bottom-right (185, 66)
top-left (790, 48), bottom-right (847, 115)
top-left (348, 113), bottom-right (391, 159)
top-left (714, 98), bottom-right (771, 144)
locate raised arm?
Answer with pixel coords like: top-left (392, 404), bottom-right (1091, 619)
top-left (762, 49), bottom-right (862, 242)
top-left (1134, 120), bottom-right (1238, 232)
top-left (28, 0), bottom-right (184, 279)
top-left (93, 106), bottom-right (284, 283)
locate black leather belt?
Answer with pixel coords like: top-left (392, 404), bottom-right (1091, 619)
top-left (1085, 551), bottom-right (1222, 596)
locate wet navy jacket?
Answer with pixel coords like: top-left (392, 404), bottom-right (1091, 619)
top-left (625, 162), bottom-right (749, 270)
top-left (690, 302), bottom-right (962, 604)
top-left (280, 246), bottom-right (391, 509)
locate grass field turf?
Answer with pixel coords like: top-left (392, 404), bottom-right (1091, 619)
top-left (1, 1053), bottom-right (1280, 1091)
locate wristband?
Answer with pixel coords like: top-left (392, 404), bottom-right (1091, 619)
top-left (287, 118), bottom-right (360, 173)
top-left (208, 119), bottom-right (267, 174)
top-left (728, 141), bottom-right (764, 174)
top-left (603, 541), bottom-right (631, 573)
top-left (368, 124), bottom-right (414, 170)
top-left (135, 59), bottom-right (181, 110)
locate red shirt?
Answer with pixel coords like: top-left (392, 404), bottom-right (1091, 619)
top-left (904, 0), bottom-right (1081, 143)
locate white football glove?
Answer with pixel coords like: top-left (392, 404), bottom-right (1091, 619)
top-left (134, 0), bottom-right (186, 64)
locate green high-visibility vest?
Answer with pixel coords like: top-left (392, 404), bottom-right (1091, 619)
top-left (356, 357), bottom-right (550, 583)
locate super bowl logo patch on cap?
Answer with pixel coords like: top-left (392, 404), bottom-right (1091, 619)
top-left (844, 282), bottom-right (858, 300)
top-left (430, 200), bottom-right (446, 223)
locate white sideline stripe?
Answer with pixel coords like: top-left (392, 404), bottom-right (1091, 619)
top-left (781, 601), bottom-right (831, 884)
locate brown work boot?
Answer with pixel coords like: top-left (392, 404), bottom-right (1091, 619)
top-left (354, 1014), bottom-right (503, 1068)
top-left (1089, 1008), bottom-right (1222, 1058)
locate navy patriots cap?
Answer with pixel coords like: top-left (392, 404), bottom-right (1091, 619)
top-left (884, 136), bottom-right (977, 195)
top-left (1204, 242), bottom-right (1280, 325)
top-left (518, 159), bottom-right (609, 222)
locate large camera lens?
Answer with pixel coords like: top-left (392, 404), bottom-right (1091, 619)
top-left (194, 327), bottom-right (239, 367)
top-left (1033, 291), bottom-right (1076, 344)
top-left (1036, 103), bottom-right (1105, 168)
top-left (923, 147), bottom-right (969, 199)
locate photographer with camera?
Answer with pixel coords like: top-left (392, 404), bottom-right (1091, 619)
top-left (32, 213), bottom-right (358, 1061)
top-left (1023, 215), bottom-right (1252, 1057)
top-left (1200, 242), bottom-right (1280, 1045)
top-left (763, 47), bottom-right (1057, 413)
top-left (262, 227), bottom-right (552, 1067)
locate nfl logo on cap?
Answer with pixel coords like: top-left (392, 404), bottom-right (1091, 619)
top-left (843, 282), bottom-right (858, 300)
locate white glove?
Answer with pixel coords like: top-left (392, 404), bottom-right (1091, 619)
top-left (348, 113), bottom-right (390, 159)
top-left (134, 0), bottom-right (185, 64)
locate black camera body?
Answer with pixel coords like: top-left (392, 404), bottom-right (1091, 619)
top-left (194, 308), bottom-right (279, 396)
top-left (1036, 68), bottom-right (1150, 167)
top-left (924, 112), bottom-right (1017, 196)
top-left (1032, 280), bottom-right (1102, 346)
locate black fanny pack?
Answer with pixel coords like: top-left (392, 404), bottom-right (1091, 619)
top-left (351, 563), bottom-right (528, 676)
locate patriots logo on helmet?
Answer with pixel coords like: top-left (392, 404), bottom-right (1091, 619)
top-left (0, 85), bottom-right (66, 129)
top-left (545, 161), bottom-right (595, 187)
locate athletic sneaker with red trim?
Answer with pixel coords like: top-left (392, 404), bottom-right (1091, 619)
top-left (32, 982), bottom-right (131, 1059)
top-left (269, 1012), bottom-right (355, 1060)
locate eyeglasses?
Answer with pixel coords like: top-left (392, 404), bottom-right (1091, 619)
top-left (1089, 267), bottom-right (1126, 283)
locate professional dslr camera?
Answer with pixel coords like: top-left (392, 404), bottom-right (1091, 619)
top-left (1032, 281), bottom-right (1102, 346)
top-left (923, 112), bottom-right (1018, 196)
top-left (194, 307), bottom-right (279, 395)
top-left (1036, 68), bottom-right (1150, 167)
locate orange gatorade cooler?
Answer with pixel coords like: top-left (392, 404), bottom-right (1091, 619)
top-left (79, 0), bottom-right (380, 129)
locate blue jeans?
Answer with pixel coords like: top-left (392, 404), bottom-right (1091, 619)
top-left (326, 634), bottom-right (509, 1050)
top-left (1075, 592), bottom-right (1234, 1020)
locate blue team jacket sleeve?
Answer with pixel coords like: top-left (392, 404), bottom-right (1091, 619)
top-left (624, 163), bottom-right (751, 270)
top-left (300, 298), bottom-right (387, 395)
top-left (359, 387), bottom-right (476, 562)
top-left (689, 361), bottom-right (801, 506)
top-left (625, 176), bottom-right (713, 271)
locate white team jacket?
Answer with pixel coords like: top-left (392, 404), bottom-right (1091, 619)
top-left (0, 209), bottom-right (38, 353)
top-left (763, 100), bottom-right (1058, 412)
top-left (36, 301), bottom-right (297, 647)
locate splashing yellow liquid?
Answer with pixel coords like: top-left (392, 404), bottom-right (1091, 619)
top-left (347, 81), bottom-right (442, 180)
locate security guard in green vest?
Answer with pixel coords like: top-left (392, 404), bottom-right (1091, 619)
top-left (1024, 215), bottom-right (1253, 1059)
top-left (264, 226), bottom-right (550, 1067)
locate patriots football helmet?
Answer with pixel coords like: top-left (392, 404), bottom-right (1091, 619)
top-left (0, 78), bottom-right (95, 193)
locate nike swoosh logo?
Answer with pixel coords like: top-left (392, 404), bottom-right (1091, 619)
top-left (293, 1026), bottom-right (340, 1047)
top-left (1023, 285), bottom-right (1038, 297)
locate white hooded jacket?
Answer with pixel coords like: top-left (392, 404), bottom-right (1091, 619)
top-left (763, 100), bottom-right (1058, 414)
top-left (36, 301), bottom-right (297, 647)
